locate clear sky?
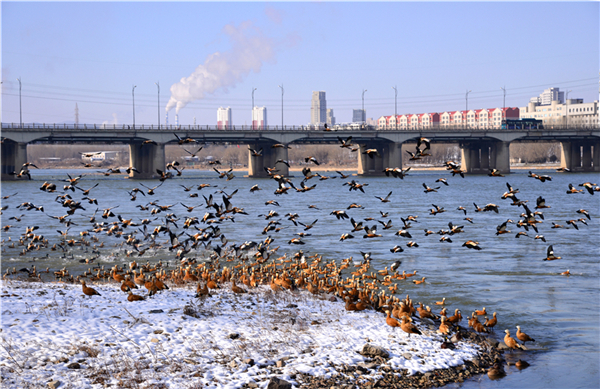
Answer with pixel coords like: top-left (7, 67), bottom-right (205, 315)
top-left (2, 1), bottom-right (598, 127)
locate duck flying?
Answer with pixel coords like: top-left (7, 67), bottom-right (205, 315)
top-left (462, 240), bottom-right (482, 250)
top-left (544, 245), bottom-right (561, 261)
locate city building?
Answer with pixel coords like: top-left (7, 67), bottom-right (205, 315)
top-left (217, 107), bottom-right (232, 130)
top-left (377, 108), bottom-right (518, 130)
top-left (353, 109), bottom-right (366, 123)
top-left (252, 106), bottom-right (267, 130)
top-left (520, 88), bottom-right (598, 128)
top-left (311, 91), bottom-right (327, 125)
top-left (530, 87), bottom-right (565, 105)
top-left (326, 108), bottom-right (336, 126)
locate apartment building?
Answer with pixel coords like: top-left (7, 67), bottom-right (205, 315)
top-left (217, 107), bottom-right (232, 130)
top-left (378, 108), bottom-right (518, 130)
top-left (252, 106), bottom-right (267, 130)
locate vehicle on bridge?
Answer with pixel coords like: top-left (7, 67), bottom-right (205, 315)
top-left (501, 118), bottom-right (544, 130)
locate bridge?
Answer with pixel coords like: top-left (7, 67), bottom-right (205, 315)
top-left (2, 122), bottom-right (599, 180)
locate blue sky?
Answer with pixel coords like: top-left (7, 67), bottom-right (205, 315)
top-left (2, 2), bottom-right (598, 127)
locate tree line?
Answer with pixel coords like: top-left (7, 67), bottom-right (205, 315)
top-left (25, 142), bottom-right (561, 169)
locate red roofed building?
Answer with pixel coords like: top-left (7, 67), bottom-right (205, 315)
top-left (378, 107), bottom-right (518, 130)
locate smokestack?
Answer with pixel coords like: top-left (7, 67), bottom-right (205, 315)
top-left (175, 114), bottom-right (179, 127)
top-left (165, 112), bottom-right (169, 126)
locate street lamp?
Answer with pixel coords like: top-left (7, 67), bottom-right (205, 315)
top-left (155, 82), bottom-right (160, 130)
top-left (362, 89), bottom-right (367, 122)
top-left (17, 78), bottom-right (22, 128)
top-left (392, 86), bottom-right (397, 130)
top-left (465, 89), bottom-right (471, 127)
top-left (501, 86), bottom-right (506, 126)
top-left (132, 85), bottom-right (137, 129)
top-left (279, 84), bottom-right (284, 129)
top-left (566, 90), bottom-right (572, 129)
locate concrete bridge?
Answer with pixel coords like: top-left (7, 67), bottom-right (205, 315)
top-left (2, 123), bottom-right (599, 180)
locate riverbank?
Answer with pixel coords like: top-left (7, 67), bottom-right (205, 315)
top-left (0, 279), bottom-right (508, 389)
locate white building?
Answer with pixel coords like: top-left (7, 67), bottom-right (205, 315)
top-left (311, 91), bottom-right (327, 125)
top-left (520, 99), bottom-right (598, 128)
top-left (217, 107), bottom-right (232, 130)
top-left (530, 87), bottom-right (565, 105)
top-left (252, 106), bottom-right (267, 130)
top-left (520, 87), bottom-right (598, 128)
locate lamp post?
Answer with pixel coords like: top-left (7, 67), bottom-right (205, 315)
top-left (362, 89), bottom-right (367, 123)
top-left (132, 85), bottom-right (137, 129)
top-left (279, 84), bottom-right (284, 129)
top-left (465, 89), bottom-right (471, 127)
top-left (501, 86), bottom-right (506, 127)
top-left (566, 90), bottom-right (572, 129)
top-left (155, 82), bottom-right (160, 130)
top-left (17, 78), bottom-right (22, 128)
top-left (392, 86), bottom-right (397, 130)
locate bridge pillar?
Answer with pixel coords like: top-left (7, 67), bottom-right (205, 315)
top-left (460, 141), bottom-right (510, 174)
top-left (561, 141), bottom-right (600, 172)
top-left (128, 142), bottom-right (165, 179)
top-left (582, 144), bottom-right (592, 169)
top-left (491, 141), bottom-right (511, 173)
top-left (382, 142), bottom-right (403, 170)
top-left (248, 143), bottom-right (289, 178)
top-left (560, 142), bottom-right (573, 170)
top-left (358, 142), bottom-right (401, 176)
top-left (480, 146), bottom-right (490, 170)
top-left (1, 140), bottom-right (28, 181)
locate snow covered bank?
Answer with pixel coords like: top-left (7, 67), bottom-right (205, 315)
top-left (0, 280), bottom-right (481, 388)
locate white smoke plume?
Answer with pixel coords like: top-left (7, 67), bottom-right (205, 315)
top-left (166, 21), bottom-right (276, 114)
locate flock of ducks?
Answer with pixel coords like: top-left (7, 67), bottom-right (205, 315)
top-left (2, 133), bottom-right (598, 380)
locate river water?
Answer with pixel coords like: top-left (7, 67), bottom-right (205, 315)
top-left (1, 167), bottom-right (598, 388)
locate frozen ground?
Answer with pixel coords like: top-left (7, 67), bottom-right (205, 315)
top-left (0, 280), bottom-right (479, 388)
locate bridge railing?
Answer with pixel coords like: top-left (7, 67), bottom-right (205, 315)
top-left (2, 122), bottom-right (599, 132)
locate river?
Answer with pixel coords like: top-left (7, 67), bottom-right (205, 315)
top-left (1, 167), bottom-right (598, 388)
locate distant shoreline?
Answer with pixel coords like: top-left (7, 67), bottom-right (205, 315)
top-left (28, 163), bottom-right (562, 173)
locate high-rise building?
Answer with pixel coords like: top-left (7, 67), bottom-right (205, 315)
top-left (530, 87), bottom-right (565, 105)
top-left (353, 109), bottom-right (366, 123)
top-left (326, 109), bottom-right (336, 126)
top-left (252, 107), bottom-right (267, 129)
top-left (311, 91), bottom-right (327, 125)
top-left (217, 107), bottom-right (232, 130)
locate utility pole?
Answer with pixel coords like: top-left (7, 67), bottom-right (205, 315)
top-left (17, 78), bottom-right (22, 128)
top-left (132, 85), bottom-right (137, 129)
top-left (155, 82), bottom-right (160, 130)
top-left (252, 87), bottom-right (257, 129)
